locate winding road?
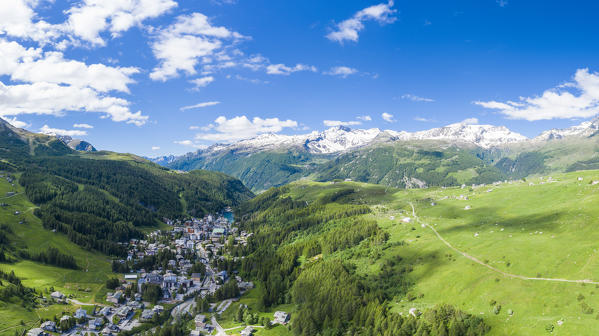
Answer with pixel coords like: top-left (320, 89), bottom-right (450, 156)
top-left (409, 202), bottom-right (599, 285)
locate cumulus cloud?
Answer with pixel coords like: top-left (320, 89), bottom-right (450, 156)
top-left (174, 139), bottom-right (207, 148)
top-left (40, 124), bottom-right (87, 137)
top-left (357, 115), bottom-right (372, 121)
top-left (326, 1), bottom-right (397, 44)
top-left (74, 123), bottom-right (94, 128)
top-left (324, 66), bottom-right (358, 78)
top-left (189, 76), bottom-right (214, 89)
top-left (414, 117), bottom-right (436, 122)
top-left (180, 101), bottom-right (220, 111)
top-left (381, 112), bottom-right (395, 122)
top-left (323, 120), bottom-right (362, 127)
top-left (151, 146), bottom-right (160, 150)
top-left (266, 63), bottom-right (317, 76)
top-left (0, 39), bottom-right (147, 125)
top-left (401, 93), bottom-right (434, 102)
top-left (2, 116), bottom-right (30, 128)
top-left (456, 118), bottom-right (479, 125)
top-left (66, 0), bottom-right (177, 46)
top-left (150, 13), bottom-right (244, 81)
top-left (0, 81), bottom-right (147, 126)
top-left (195, 115), bottom-right (298, 142)
top-left (474, 69), bottom-right (599, 121)
top-left (0, 0), bottom-right (62, 43)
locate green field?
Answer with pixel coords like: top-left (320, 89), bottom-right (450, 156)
top-left (246, 170), bottom-right (599, 335)
top-left (0, 175), bottom-right (113, 335)
top-left (356, 171), bottom-right (599, 335)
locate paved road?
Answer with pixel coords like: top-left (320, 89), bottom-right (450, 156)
top-left (171, 298), bottom-right (196, 323)
top-left (212, 316), bottom-right (227, 336)
top-left (409, 202), bottom-right (599, 285)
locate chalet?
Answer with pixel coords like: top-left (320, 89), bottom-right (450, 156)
top-left (106, 291), bottom-right (123, 304)
top-left (74, 308), bottom-right (87, 319)
top-left (116, 306), bottom-right (132, 318)
top-left (273, 311), bottom-right (289, 324)
top-left (88, 318), bottom-right (103, 330)
top-left (153, 305), bottom-right (164, 313)
top-left (240, 326), bottom-right (254, 336)
top-left (26, 328), bottom-right (45, 336)
top-left (99, 307), bottom-right (112, 316)
top-left (141, 309), bottom-right (155, 321)
top-left (40, 321), bottom-right (56, 332)
top-left (50, 291), bottom-right (65, 301)
top-left (124, 274), bottom-right (138, 282)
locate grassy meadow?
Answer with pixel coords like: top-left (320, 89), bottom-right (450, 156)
top-left (0, 174), bottom-right (114, 334)
top-left (268, 170), bottom-right (599, 335)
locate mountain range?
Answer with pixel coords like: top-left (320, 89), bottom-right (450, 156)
top-left (154, 117), bottom-right (599, 191)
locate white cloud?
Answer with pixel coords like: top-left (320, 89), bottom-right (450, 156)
top-left (40, 124), bottom-right (87, 137)
top-left (326, 1), bottom-right (397, 44)
top-left (174, 140), bottom-right (207, 148)
top-left (357, 115), bottom-right (372, 121)
top-left (189, 76), bottom-right (214, 89)
top-left (73, 123), bottom-right (94, 129)
top-left (174, 140), bottom-right (194, 146)
top-left (2, 116), bottom-right (30, 128)
top-left (497, 0), bottom-right (508, 7)
top-left (456, 118), bottom-right (479, 125)
top-left (0, 0), bottom-right (62, 43)
top-left (266, 63), bottom-right (317, 76)
top-left (195, 115), bottom-right (298, 142)
top-left (323, 120), bottom-right (362, 127)
top-left (381, 112), bottom-right (395, 122)
top-left (151, 146), bottom-right (160, 150)
top-left (401, 93), bottom-right (434, 102)
top-left (189, 126), bottom-right (200, 130)
top-left (150, 13), bottom-right (244, 81)
top-left (474, 69), bottom-right (599, 121)
top-left (324, 66), bottom-right (358, 78)
top-left (0, 81), bottom-right (147, 126)
top-left (66, 0), bottom-right (177, 46)
top-left (180, 101), bottom-right (220, 111)
top-left (414, 117), bottom-right (436, 122)
top-left (0, 39), bottom-right (147, 125)
top-left (6, 49), bottom-right (139, 93)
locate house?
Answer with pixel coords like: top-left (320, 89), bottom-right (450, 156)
top-left (99, 307), bottom-right (112, 316)
top-left (106, 291), bottom-right (123, 304)
top-left (273, 311), bottom-right (289, 324)
top-left (191, 273), bottom-right (203, 285)
top-left (50, 291), bottom-right (65, 301)
top-left (124, 274), bottom-right (138, 282)
top-left (74, 308), bottom-right (87, 319)
top-left (26, 328), bottom-right (45, 336)
top-left (190, 330), bottom-right (202, 336)
top-left (89, 318), bottom-right (103, 330)
top-left (116, 306), bottom-right (132, 318)
top-left (141, 309), bottom-right (155, 321)
top-left (240, 326), bottom-right (254, 336)
top-left (40, 321), bottom-right (56, 332)
top-left (153, 305), bottom-right (164, 314)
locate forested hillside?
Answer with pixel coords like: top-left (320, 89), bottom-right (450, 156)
top-left (234, 183), bottom-right (491, 335)
top-left (0, 119), bottom-right (253, 257)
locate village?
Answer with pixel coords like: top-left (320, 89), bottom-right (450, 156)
top-left (26, 207), bottom-right (290, 336)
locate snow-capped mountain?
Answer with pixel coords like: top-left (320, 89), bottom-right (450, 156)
top-left (192, 122), bottom-right (528, 156)
top-left (534, 117), bottom-right (599, 141)
top-left (304, 126), bottom-right (383, 153)
top-left (408, 122), bottom-right (528, 148)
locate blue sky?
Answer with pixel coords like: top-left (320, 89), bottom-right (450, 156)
top-left (1, 0), bottom-right (599, 156)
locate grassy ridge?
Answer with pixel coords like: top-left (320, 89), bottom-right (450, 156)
top-left (236, 170), bottom-right (599, 335)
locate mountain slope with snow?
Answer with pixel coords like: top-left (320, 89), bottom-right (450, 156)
top-left (534, 117), bottom-right (599, 141)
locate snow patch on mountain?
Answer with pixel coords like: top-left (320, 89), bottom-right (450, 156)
top-left (409, 122), bottom-right (528, 148)
top-left (534, 117), bottom-right (599, 141)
